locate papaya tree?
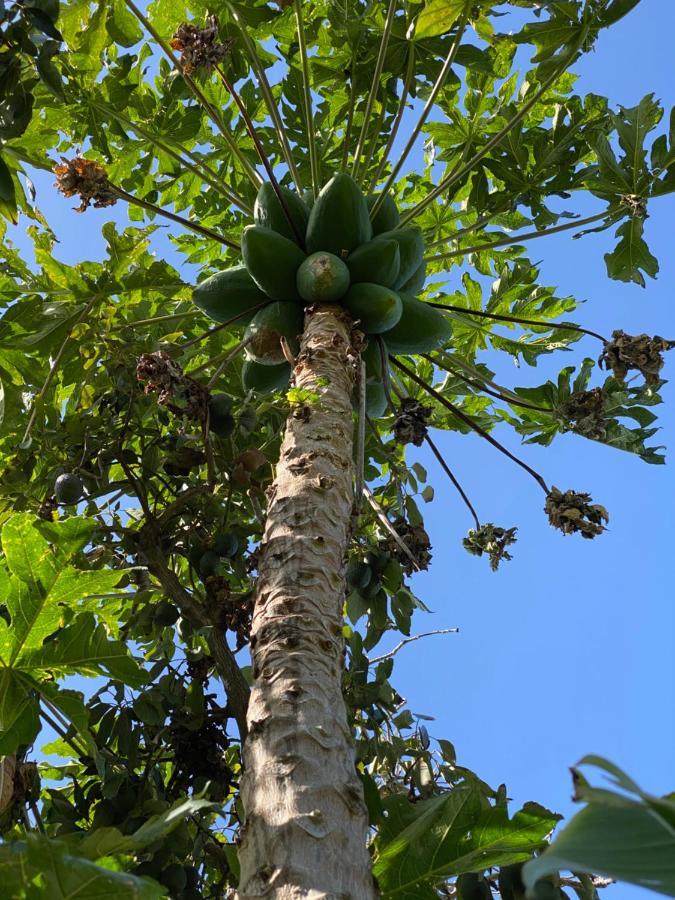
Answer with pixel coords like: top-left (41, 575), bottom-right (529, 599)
top-left (0, 0), bottom-right (673, 897)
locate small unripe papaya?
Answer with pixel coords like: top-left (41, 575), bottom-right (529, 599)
top-left (55, 473), bottom-right (84, 505)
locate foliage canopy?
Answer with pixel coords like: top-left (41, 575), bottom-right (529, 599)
top-left (0, 0), bottom-right (673, 896)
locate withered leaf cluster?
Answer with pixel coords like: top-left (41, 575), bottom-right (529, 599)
top-left (171, 16), bottom-right (233, 74)
top-left (393, 398), bottom-right (432, 446)
top-left (136, 351), bottom-right (209, 422)
top-left (463, 523), bottom-right (518, 571)
top-left (599, 329), bottom-right (675, 385)
top-left (53, 156), bottom-right (117, 213)
top-left (559, 387), bottom-right (607, 440)
top-left (381, 516), bottom-right (432, 574)
top-left (545, 487), bottom-right (608, 539)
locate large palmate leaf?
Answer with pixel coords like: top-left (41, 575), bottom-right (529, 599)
top-left (523, 757), bottom-right (675, 897)
top-left (373, 788), bottom-right (560, 896)
top-left (0, 513), bottom-right (143, 753)
top-left (0, 834), bottom-right (165, 899)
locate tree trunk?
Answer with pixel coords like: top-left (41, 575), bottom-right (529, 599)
top-left (238, 306), bottom-right (377, 899)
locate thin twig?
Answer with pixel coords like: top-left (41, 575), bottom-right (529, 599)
top-left (369, 628), bottom-right (459, 664)
top-left (391, 357), bottom-right (550, 494)
top-left (295, 0), bottom-right (320, 196)
top-left (424, 433), bottom-right (480, 531)
top-left (427, 300), bottom-right (608, 343)
top-left (362, 485), bottom-right (421, 572)
top-left (351, 0), bottom-right (398, 182)
top-left (425, 210), bottom-right (620, 263)
top-left (371, 5), bottom-right (469, 216)
top-left (111, 186), bottom-right (240, 251)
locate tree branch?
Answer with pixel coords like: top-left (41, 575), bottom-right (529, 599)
top-left (369, 628), bottom-right (459, 665)
top-left (137, 526), bottom-right (250, 738)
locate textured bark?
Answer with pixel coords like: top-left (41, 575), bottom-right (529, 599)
top-left (238, 307), bottom-right (377, 899)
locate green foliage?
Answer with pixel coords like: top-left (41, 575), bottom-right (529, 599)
top-left (523, 757), bottom-right (675, 896)
top-left (0, 0), bottom-right (672, 895)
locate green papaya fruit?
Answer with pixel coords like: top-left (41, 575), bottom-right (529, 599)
top-left (199, 550), bottom-right (221, 579)
top-left (366, 549), bottom-right (390, 573)
top-left (254, 182), bottom-right (310, 245)
top-left (398, 259), bottom-right (427, 294)
top-left (374, 227), bottom-right (425, 288)
top-left (153, 601), bottom-right (180, 627)
top-left (213, 531), bottom-right (240, 558)
top-left (362, 337), bottom-right (386, 379)
top-left (306, 173), bottom-right (372, 256)
top-left (244, 302), bottom-right (303, 365)
top-left (193, 266), bottom-right (268, 324)
top-left (456, 873), bottom-right (492, 900)
top-left (242, 359), bottom-right (292, 393)
top-left (208, 394), bottom-right (235, 437)
top-left (346, 559), bottom-right (372, 590)
top-left (302, 188), bottom-right (316, 211)
top-left (297, 251), bottom-right (350, 303)
top-left (367, 191), bottom-right (400, 234)
top-left (347, 238), bottom-right (400, 288)
top-left (242, 225), bottom-right (307, 300)
top-left (343, 283), bottom-right (402, 334)
top-left (55, 473), bottom-right (83, 505)
top-left (366, 381), bottom-right (388, 417)
top-left (381, 293), bottom-right (452, 355)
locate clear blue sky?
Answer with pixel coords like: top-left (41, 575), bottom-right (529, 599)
top-left (9, 3), bottom-right (673, 897)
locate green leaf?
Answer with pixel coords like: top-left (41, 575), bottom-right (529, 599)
top-left (0, 834), bottom-right (165, 898)
top-left (106, 0), bottom-right (143, 47)
top-left (374, 790), bottom-right (560, 895)
top-left (604, 217), bottom-right (659, 287)
top-left (0, 156), bottom-right (18, 225)
top-left (76, 796), bottom-right (221, 859)
top-left (415, 0), bottom-right (466, 39)
top-left (523, 758), bottom-right (675, 897)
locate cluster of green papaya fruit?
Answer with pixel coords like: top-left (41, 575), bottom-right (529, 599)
top-left (192, 173), bottom-right (452, 414)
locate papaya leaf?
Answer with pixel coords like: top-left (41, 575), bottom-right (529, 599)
top-left (604, 216), bottom-right (659, 287)
top-left (523, 758), bottom-right (675, 897)
top-left (74, 796), bottom-right (222, 859)
top-left (415, 0), bottom-right (467, 40)
top-left (0, 834), bottom-right (165, 898)
top-left (373, 789), bottom-right (560, 896)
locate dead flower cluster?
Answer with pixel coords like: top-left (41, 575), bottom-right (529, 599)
top-left (136, 351), bottom-right (208, 422)
top-left (171, 16), bottom-right (233, 74)
top-left (53, 156), bottom-right (117, 213)
top-left (559, 387), bottom-right (607, 440)
top-left (545, 486), bottom-right (608, 539)
top-left (463, 523), bottom-right (518, 571)
top-left (393, 398), bottom-right (433, 446)
top-left (599, 329), bottom-right (674, 385)
top-left (381, 516), bottom-right (432, 574)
